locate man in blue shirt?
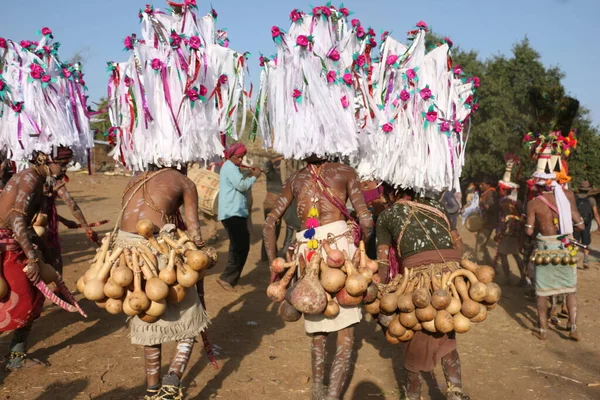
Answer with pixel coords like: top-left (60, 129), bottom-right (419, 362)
top-left (217, 143), bottom-right (260, 290)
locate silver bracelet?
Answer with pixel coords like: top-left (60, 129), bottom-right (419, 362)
top-left (525, 224), bottom-right (533, 229)
top-left (575, 220), bottom-right (584, 226)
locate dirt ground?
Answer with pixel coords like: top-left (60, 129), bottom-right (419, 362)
top-left (1, 173), bottom-right (599, 400)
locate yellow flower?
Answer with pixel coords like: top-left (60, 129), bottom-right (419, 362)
top-left (308, 239), bottom-right (319, 249)
top-left (308, 207), bottom-right (319, 218)
top-left (570, 250), bottom-right (577, 257)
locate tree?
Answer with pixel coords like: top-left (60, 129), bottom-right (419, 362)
top-left (90, 97), bottom-right (111, 141)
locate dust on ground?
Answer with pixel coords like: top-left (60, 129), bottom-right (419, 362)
top-left (1, 174), bottom-right (599, 400)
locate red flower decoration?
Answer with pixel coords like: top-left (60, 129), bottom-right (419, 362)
top-left (189, 36), bottom-right (201, 50)
top-left (271, 26), bottom-right (282, 38)
top-left (356, 54), bottom-right (367, 67)
top-left (400, 89), bottom-right (410, 102)
top-left (219, 75), bottom-right (228, 85)
top-left (41, 75), bottom-right (51, 83)
top-left (41, 27), bottom-right (52, 36)
top-left (296, 35), bottom-right (309, 47)
top-left (327, 71), bottom-right (337, 83)
top-left (342, 73), bottom-right (353, 85)
top-left (339, 7), bottom-right (350, 16)
top-left (199, 85), bottom-right (208, 96)
top-left (0, 38), bottom-right (7, 48)
top-left (426, 111), bottom-right (438, 122)
top-left (382, 123), bottom-right (394, 133)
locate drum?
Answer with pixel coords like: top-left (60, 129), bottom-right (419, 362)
top-left (465, 214), bottom-right (484, 232)
top-left (187, 164), bottom-right (219, 216)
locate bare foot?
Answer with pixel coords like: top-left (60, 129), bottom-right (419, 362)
top-left (569, 330), bottom-right (580, 341)
top-left (531, 330), bottom-right (547, 341)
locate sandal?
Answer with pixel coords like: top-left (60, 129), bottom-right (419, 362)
top-left (3, 351), bottom-right (48, 371)
top-left (155, 384), bottom-right (183, 400)
top-left (447, 386), bottom-right (470, 400)
top-left (144, 388), bottom-right (160, 400)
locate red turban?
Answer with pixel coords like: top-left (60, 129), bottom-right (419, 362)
top-left (224, 143), bottom-right (247, 159)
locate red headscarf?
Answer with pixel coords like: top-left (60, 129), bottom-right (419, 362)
top-left (223, 143), bottom-right (247, 159)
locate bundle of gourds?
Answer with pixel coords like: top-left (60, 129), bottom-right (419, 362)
top-left (77, 220), bottom-right (217, 323)
top-left (267, 241), bottom-right (380, 322)
top-left (365, 259), bottom-right (500, 344)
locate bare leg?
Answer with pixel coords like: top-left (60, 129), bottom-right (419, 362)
top-left (144, 345), bottom-right (161, 393)
top-left (325, 327), bottom-right (355, 400)
top-left (404, 369), bottom-right (422, 400)
top-left (566, 293), bottom-right (579, 341)
top-left (311, 333), bottom-right (328, 400)
top-left (533, 295), bottom-right (548, 340)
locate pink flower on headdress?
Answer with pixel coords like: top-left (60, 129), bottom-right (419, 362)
top-left (367, 28), bottom-right (376, 37)
top-left (386, 54), bottom-right (398, 65)
top-left (41, 75), bottom-right (51, 83)
top-left (124, 36), bottom-right (134, 50)
top-left (381, 31), bottom-right (389, 41)
top-left (342, 73), bottom-right (353, 85)
top-left (382, 123), bottom-right (394, 133)
top-left (0, 80), bottom-right (5, 91)
top-left (341, 95), bottom-right (349, 108)
top-left (62, 68), bottom-right (72, 78)
top-left (356, 54), bottom-right (366, 67)
top-left (321, 6), bottom-right (331, 17)
top-left (339, 7), bottom-right (350, 16)
top-left (369, 38), bottom-right (377, 47)
top-left (351, 19), bottom-right (360, 27)
top-left (465, 95), bottom-right (473, 105)
top-left (185, 0), bottom-right (197, 6)
top-left (124, 76), bottom-right (132, 87)
top-left (29, 63), bottom-right (44, 79)
top-left (290, 9), bottom-right (303, 22)
top-left (189, 36), bottom-right (201, 50)
top-left (151, 58), bottom-right (162, 70)
top-left (440, 121), bottom-right (450, 132)
top-left (79, 78), bottom-right (86, 86)
top-left (444, 37), bottom-right (453, 47)
top-left (453, 65), bottom-right (462, 75)
top-left (271, 26), bottom-right (282, 38)
top-left (472, 103), bottom-right (479, 112)
top-left (426, 111), bottom-right (438, 122)
top-left (211, 7), bottom-right (218, 18)
top-left (11, 101), bottom-right (23, 113)
top-left (20, 40), bottom-right (31, 49)
top-left (400, 89), bottom-right (410, 101)
top-left (453, 121), bottom-right (463, 133)
top-left (41, 27), bottom-right (52, 36)
top-left (406, 68), bottom-right (416, 80)
top-left (328, 49), bottom-right (340, 61)
top-left (259, 55), bottom-right (268, 66)
top-left (292, 89), bottom-right (302, 99)
top-left (187, 87), bottom-right (199, 101)
top-left (416, 21), bottom-right (428, 30)
top-left (420, 87), bottom-right (432, 100)
top-left (473, 76), bottom-right (480, 88)
top-left (144, 4), bottom-right (154, 14)
top-left (199, 85), bottom-right (208, 96)
top-left (219, 74), bottom-right (228, 85)
top-left (296, 35), bottom-right (309, 47)
top-left (0, 38), bottom-right (6, 48)
top-left (42, 45), bottom-right (51, 54)
top-left (170, 32), bottom-right (182, 48)
top-left (356, 26), bottom-right (365, 38)
top-left (312, 7), bottom-right (321, 17)
top-left (326, 71), bottom-right (337, 83)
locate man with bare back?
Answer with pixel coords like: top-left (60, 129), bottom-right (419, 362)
top-left (264, 158), bottom-right (373, 400)
top-left (525, 163), bottom-right (584, 341)
top-left (0, 148), bottom-right (73, 370)
top-left (117, 165), bottom-right (207, 400)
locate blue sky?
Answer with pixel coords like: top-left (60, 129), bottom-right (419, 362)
top-left (2, 0), bottom-right (599, 127)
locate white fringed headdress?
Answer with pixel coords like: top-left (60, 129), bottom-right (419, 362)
top-left (107, 2), bottom-right (250, 171)
top-left (356, 23), bottom-right (477, 192)
top-left (255, 6), bottom-right (376, 160)
top-left (0, 29), bottom-right (93, 166)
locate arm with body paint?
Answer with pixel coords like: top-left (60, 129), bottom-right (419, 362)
top-left (56, 183), bottom-right (99, 243)
top-left (181, 175), bottom-right (203, 245)
top-left (264, 177), bottom-right (295, 282)
top-left (346, 168), bottom-right (374, 240)
top-left (6, 172), bottom-right (41, 283)
top-left (565, 190), bottom-right (584, 232)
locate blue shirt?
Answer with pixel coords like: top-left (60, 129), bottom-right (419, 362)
top-left (218, 160), bottom-right (257, 220)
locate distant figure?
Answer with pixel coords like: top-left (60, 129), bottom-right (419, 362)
top-left (475, 178), bottom-right (499, 265)
top-left (573, 181), bottom-right (600, 269)
top-left (216, 144), bottom-right (260, 290)
top-left (440, 189), bottom-right (461, 230)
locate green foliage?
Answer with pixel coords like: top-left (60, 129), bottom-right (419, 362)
top-left (90, 97), bottom-right (111, 141)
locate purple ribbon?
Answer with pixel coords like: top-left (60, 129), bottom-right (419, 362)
top-left (160, 66), bottom-right (182, 137)
top-left (68, 81), bottom-right (82, 133)
top-left (134, 65), bottom-right (154, 128)
top-left (176, 47), bottom-right (189, 73)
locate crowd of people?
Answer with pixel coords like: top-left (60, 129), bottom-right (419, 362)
top-left (0, 2), bottom-right (594, 400)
